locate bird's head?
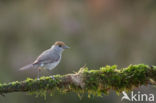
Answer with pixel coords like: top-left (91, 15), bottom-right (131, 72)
top-left (52, 41), bottom-right (70, 53)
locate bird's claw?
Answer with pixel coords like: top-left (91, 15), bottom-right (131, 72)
top-left (37, 78), bottom-right (40, 80)
top-left (50, 76), bottom-right (55, 80)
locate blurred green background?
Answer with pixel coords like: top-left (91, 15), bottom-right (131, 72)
top-left (0, 0), bottom-right (156, 103)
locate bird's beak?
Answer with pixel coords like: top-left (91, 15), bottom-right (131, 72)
top-left (63, 45), bottom-right (70, 49)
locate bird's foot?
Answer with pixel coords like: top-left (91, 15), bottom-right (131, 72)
top-left (50, 76), bottom-right (55, 80)
top-left (37, 77), bottom-right (40, 80)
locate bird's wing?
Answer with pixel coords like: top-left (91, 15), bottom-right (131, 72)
top-left (33, 49), bottom-right (60, 65)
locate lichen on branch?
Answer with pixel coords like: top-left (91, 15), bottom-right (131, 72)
top-left (0, 64), bottom-right (156, 98)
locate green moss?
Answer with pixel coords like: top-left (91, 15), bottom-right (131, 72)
top-left (0, 64), bottom-right (155, 99)
top-left (32, 64), bottom-right (149, 99)
top-left (11, 81), bottom-right (19, 86)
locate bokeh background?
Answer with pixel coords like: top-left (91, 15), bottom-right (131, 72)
top-left (0, 0), bottom-right (156, 103)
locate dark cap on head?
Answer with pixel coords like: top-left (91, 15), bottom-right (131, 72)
top-left (54, 41), bottom-right (70, 49)
top-left (54, 41), bottom-right (65, 46)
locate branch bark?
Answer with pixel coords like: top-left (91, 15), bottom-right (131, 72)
top-left (0, 64), bottom-right (156, 97)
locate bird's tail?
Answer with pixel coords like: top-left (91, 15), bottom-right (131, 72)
top-left (19, 64), bottom-right (33, 71)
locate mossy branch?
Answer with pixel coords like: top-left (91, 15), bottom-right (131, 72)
top-left (0, 64), bottom-right (156, 98)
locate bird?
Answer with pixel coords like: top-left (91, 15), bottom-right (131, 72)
top-left (19, 41), bottom-right (70, 79)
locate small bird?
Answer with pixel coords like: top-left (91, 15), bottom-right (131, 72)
top-left (19, 41), bottom-right (70, 79)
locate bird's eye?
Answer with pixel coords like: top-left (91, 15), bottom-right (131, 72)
top-left (58, 45), bottom-right (62, 47)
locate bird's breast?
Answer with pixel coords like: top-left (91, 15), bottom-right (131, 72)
top-left (45, 60), bottom-right (60, 70)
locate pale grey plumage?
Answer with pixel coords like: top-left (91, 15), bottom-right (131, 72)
top-left (33, 47), bottom-right (60, 66)
top-left (19, 41), bottom-right (69, 75)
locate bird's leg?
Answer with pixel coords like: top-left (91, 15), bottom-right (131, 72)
top-left (37, 68), bottom-right (41, 80)
top-left (46, 69), bottom-right (55, 80)
top-left (50, 75), bottom-right (55, 80)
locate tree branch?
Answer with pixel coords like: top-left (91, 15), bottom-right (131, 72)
top-left (0, 64), bottom-right (156, 97)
